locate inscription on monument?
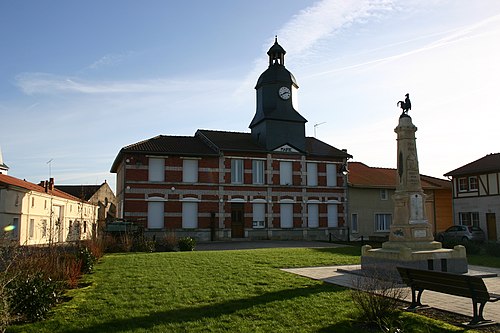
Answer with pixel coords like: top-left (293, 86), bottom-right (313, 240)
top-left (413, 229), bottom-right (427, 238)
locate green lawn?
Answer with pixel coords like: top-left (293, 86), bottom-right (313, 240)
top-left (8, 246), bottom-right (475, 333)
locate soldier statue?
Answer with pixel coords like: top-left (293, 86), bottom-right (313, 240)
top-left (397, 93), bottom-right (411, 114)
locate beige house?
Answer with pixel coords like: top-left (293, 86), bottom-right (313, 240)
top-left (347, 162), bottom-right (452, 241)
top-left (0, 175), bottom-right (98, 245)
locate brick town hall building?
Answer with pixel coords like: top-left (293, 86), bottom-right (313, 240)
top-left (111, 39), bottom-right (351, 241)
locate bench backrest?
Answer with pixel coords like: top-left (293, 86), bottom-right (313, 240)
top-left (397, 267), bottom-right (490, 302)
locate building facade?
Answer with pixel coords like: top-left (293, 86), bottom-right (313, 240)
top-left (348, 162), bottom-right (452, 241)
top-left (111, 39), bottom-right (351, 241)
top-left (0, 175), bottom-right (98, 245)
top-left (444, 153), bottom-right (500, 241)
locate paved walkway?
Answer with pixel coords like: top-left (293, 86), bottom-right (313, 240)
top-left (196, 240), bottom-right (344, 251)
top-left (282, 264), bottom-right (500, 325)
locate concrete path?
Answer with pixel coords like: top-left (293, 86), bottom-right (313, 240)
top-left (196, 240), bottom-right (345, 251)
top-left (282, 264), bottom-right (500, 325)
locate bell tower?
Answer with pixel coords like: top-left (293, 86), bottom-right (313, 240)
top-left (249, 37), bottom-right (307, 151)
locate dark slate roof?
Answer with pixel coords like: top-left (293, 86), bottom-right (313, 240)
top-left (110, 135), bottom-right (218, 172)
top-left (57, 184), bottom-right (102, 201)
top-left (111, 130), bottom-right (351, 173)
top-left (196, 130), bottom-right (265, 152)
top-left (198, 130), bottom-right (351, 158)
top-left (444, 153), bottom-right (500, 177)
top-left (305, 137), bottom-right (352, 159)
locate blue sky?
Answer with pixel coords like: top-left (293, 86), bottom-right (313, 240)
top-left (1, 0), bottom-right (500, 192)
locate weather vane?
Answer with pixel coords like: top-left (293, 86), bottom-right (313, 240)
top-left (397, 93), bottom-right (411, 115)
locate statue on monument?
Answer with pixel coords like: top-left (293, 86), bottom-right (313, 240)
top-left (397, 93), bottom-right (411, 114)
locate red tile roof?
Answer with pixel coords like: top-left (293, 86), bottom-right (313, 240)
top-left (0, 174), bottom-right (85, 202)
top-left (444, 153), bottom-right (500, 177)
top-left (348, 162), bottom-right (450, 189)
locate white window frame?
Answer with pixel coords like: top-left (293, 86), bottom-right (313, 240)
top-left (459, 212), bottom-right (479, 227)
top-left (280, 161), bottom-right (293, 185)
top-left (375, 213), bottom-right (392, 232)
top-left (148, 158), bottom-right (165, 182)
top-left (29, 218), bottom-right (35, 239)
top-left (183, 159), bottom-right (198, 183)
top-left (468, 176), bottom-right (478, 191)
top-left (182, 201), bottom-right (198, 229)
top-left (252, 203), bottom-right (266, 228)
top-left (351, 213), bottom-right (358, 233)
top-left (307, 204), bottom-right (319, 228)
top-left (280, 203), bottom-right (293, 228)
top-left (458, 177), bottom-right (468, 192)
top-left (147, 200), bottom-right (164, 229)
top-left (327, 204), bottom-right (338, 227)
top-left (252, 160), bottom-right (265, 185)
top-left (231, 159), bottom-right (244, 184)
top-left (326, 164), bottom-right (337, 187)
top-left (307, 163), bottom-right (318, 187)
top-left (380, 189), bottom-right (388, 200)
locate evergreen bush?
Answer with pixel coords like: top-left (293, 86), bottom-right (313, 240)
top-left (178, 237), bottom-right (196, 251)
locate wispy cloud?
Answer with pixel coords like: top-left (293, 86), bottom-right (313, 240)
top-left (15, 72), bottom-right (234, 95)
top-left (87, 52), bottom-right (129, 70)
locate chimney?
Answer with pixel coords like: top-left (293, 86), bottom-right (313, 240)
top-left (49, 177), bottom-right (54, 191)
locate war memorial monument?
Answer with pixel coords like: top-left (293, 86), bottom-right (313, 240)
top-left (361, 95), bottom-right (468, 274)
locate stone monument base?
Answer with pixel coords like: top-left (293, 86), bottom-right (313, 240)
top-left (361, 242), bottom-right (468, 278)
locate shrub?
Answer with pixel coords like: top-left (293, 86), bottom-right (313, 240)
top-left (7, 272), bottom-right (63, 322)
top-left (485, 241), bottom-right (500, 257)
top-left (178, 237), bottom-right (196, 251)
top-left (350, 268), bottom-right (408, 331)
top-left (63, 257), bottom-right (83, 289)
top-left (158, 232), bottom-right (178, 252)
top-left (131, 236), bottom-right (156, 253)
top-left (442, 239), bottom-right (483, 255)
top-left (76, 246), bottom-right (97, 274)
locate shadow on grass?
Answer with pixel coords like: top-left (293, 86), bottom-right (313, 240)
top-left (55, 284), bottom-right (343, 333)
top-left (310, 246), bottom-right (361, 257)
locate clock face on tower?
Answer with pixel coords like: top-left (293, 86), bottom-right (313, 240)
top-left (278, 86), bottom-right (291, 100)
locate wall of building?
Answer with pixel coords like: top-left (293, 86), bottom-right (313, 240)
top-left (0, 187), bottom-right (98, 245)
top-left (119, 151), bottom-right (348, 241)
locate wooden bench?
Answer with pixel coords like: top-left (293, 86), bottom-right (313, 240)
top-left (397, 266), bottom-right (500, 327)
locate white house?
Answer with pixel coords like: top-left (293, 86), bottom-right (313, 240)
top-left (0, 175), bottom-right (98, 245)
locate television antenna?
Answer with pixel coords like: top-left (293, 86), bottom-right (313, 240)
top-left (314, 122), bottom-right (326, 137)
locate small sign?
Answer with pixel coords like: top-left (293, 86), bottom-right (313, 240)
top-left (274, 145), bottom-right (298, 153)
top-left (413, 229), bottom-right (427, 238)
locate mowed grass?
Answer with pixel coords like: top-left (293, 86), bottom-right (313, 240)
top-left (8, 246), bottom-right (471, 333)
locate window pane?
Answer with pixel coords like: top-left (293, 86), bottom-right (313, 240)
top-left (148, 158), bottom-right (164, 182)
top-left (182, 202), bottom-right (198, 229)
top-left (252, 203), bottom-right (265, 228)
top-left (458, 178), bottom-right (467, 192)
top-left (231, 159), bottom-right (243, 184)
top-left (280, 161), bottom-right (293, 185)
top-left (252, 160), bottom-right (265, 184)
top-left (326, 164), bottom-right (337, 187)
top-left (307, 163), bottom-right (318, 186)
top-left (183, 159), bottom-right (198, 183)
top-left (328, 204), bottom-right (338, 227)
top-left (308, 204), bottom-right (319, 228)
top-left (147, 201), bottom-right (164, 229)
top-left (375, 214), bottom-right (391, 231)
top-left (351, 213), bottom-right (358, 232)
top-left (280, 204), bottom-right (293, 228)
top-left (469, 177), bottom-right (478, 191)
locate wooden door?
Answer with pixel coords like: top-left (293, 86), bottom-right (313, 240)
top-left (231, 203), bottom-right (245, 238)
top-left (486, 213), bottom-right (497, 241)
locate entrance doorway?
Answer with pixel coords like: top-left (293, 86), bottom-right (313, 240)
top-left (486, 213), bottom-right (497, 241)
top-left (231, 203), bottom-right (245, 238)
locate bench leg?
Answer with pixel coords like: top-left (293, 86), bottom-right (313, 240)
top-left (467, 301), bottom-right (491, 326)
top-left (407, 287), bottom-right (424, 310)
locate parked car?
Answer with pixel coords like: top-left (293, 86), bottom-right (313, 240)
top-left (436, 225), bottom-right (485, 243)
